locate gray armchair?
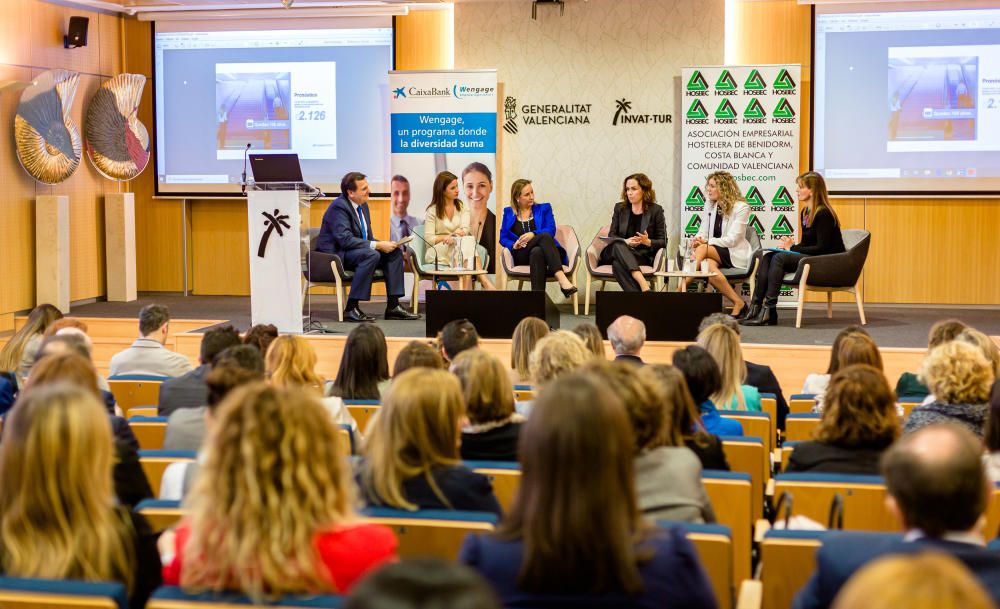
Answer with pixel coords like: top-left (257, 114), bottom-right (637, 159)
top-left (780, 229), bottom-right (871, 328)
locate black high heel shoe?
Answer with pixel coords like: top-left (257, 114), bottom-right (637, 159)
top-left (739, 303), bottom-right (762, 325)
top-left (742, 305), bottom-right (778, 326)
top-left (561, 285), bottom-right (579, 298)
top-left (730, 300), bottom-right (750, 320)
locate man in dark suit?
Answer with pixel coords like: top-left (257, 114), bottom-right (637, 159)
top-left (608, 315), bottom-right (645, 365)
top-left (794, 424), bottom-right (1000, 609)
top-left (316, 171), bottom-right (419, 323)
top-left (158, 325), bottom-right (241, 416)
top-left (698, 313), bottom-right (789, 428)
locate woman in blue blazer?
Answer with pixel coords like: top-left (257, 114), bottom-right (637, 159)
top-left (499, 180), bottom-right (577, 297)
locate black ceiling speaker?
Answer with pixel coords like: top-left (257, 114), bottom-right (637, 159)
top-left (64, 16), bottom-right (89, 49)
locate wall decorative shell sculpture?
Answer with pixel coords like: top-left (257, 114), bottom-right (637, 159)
top-left (14, 69), bottom-right (82, 185)
top-left (85, 74), bottom-right (150, 181)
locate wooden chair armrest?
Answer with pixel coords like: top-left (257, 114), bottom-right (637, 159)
top-left (737, 579), bottom-right (763, 609)
top-left (753, 518), bottom-right (772, 544)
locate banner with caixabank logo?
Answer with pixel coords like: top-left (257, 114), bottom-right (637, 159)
top-left (681, 65), bottom-right (801, 300)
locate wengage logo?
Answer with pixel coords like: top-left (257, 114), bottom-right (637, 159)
top-left (686, 99), bottom-right (709, 124)
top-left (773, 69), bottom-right (797, 93)
top-left (744, 69), bottom-right (767, 95)
top-left (714, 99), bottom-right (737, 124)
top-left (772, 98), bottom-right (796, 124)
top-left (771, 185), bottom-right (794, 208)
top-left (454, 84), bottom-right (495, 99)
top-left (504, 96), bottom-right (518, 135)
top-left (684, 214), bottom-right (703, 236)
top-left (715, 70), bottom-right (738, 96)
top-left (743, 98), bottom-right (766, 124)
top-left (686, 71), bottom-right (709, 97)
top-left (770, 214), bottom-right (795, 237)
top-left (745, 186), bottom-right (766, 211)
top-left (685, 186), bottom-right (706, 210)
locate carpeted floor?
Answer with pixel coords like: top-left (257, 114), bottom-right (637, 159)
top-left (66, 293), bottom-right (1000, 348)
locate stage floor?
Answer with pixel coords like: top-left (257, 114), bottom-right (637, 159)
top-left (67, 293), bottom-right (1000, 348)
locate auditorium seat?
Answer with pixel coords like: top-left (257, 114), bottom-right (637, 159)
top-left (500, 224), bottom-right (582, 315)
top-left (758, 395), bottom-right (778, 432)
top-left (147, 586), bottom-right (343, 608)
top-left (512, 386), bottom-right (535, 402)
top-left (344, 401), bottom-right (379, 434)
top-left (784, 414), bottom-right (821, 442)
top-left (107, 378), bottom-right (162, 413)
top-left (337, 424), bottom-right (356, 456)
top-left (360, 507), bottom-right (497, 561)
top-left (139, 449), bottom-right (196, 496)
top-left (704, 471), bottom-right (754, 589)
top-left (772, 473), bottom-right (895, 531)
top-left (661, 522), bottom-right (734, 609)
top-left (759, 529), bottom-right (827, 609)
top-left (126, 406), bottom-right (157, 419)
top-left (719, 410), bottom-right (774, 457)
top-left (0, 577), bottom-right (127, 609)
top-left (129, 416), bottom-right (168, 450)
top-left (465, 460), bottom-right (520, 513)
top-left (136, 499), bottom-right (185, 532)
top-left (788, 394), bottom-right (817, 414)
top-left (720, 436), bottom-right (766, 519)
top-left (982, 484), bottom-right (1000, 539)
top-left (778, 442), bottom-right (799, 472)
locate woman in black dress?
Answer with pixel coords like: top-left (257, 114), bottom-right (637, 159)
top-left (598, 173), bottom-right (667, 292)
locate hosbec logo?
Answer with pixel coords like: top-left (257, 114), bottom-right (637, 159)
top-left (744, 69), bottom-right (767, 96)
top-left (773, 69), bottom-right (797, 94)
top-left (714, 70), bottom-right (738, 96)
top-left (770, 214), bottom-right (795, 238)
top-left (714, 99), bottom-right (737, 124)
top-left (684, 214), bottom-right (703, 236)
top-left (685, 186), bottom-right (706, 210)
top-left (686, 71), bottom-right (709, 97)
top-left (686, 99), bottom-right (709, 124)
top-left (772, 186), bottom-right (795, 208)
top-left (747, 214), bottom-right (765, 236)
top-left (745, 186), bottom-right (766, 211)
top-left (612, 98), bottom-right (671, 126)
top-left (772, 98), bottom-right (796, 124)
top-left (743, 99), bottom-right (767, 124)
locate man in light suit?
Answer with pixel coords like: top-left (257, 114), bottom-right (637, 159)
top-left (108, 304), bottom-right (193, 378)
top-left (794, 424), bottom-right (1000, 609)
top-left (157, 325), bottom-right (241, 416)
top-left (316, 172), bottom-right (419, 323)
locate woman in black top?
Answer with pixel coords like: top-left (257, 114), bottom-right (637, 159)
top-left (743, 171), bottom-right (846, 326)
top-left (598, 173), bottom-right (667, 292)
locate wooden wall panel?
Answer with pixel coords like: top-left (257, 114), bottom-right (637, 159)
top-left (394, 8), bottom-right (454, 70)
top-left (190, 200), bottom-right (250, 295)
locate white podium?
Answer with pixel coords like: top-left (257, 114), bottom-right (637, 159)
top-left (247, 186), bottom-right (313, 333)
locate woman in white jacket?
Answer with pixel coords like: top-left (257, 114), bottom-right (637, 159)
top-left (688, 171), bottom-right (752, 318)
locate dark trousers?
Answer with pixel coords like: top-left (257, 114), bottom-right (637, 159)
top-left (751, 250), bottom-right (807, 307)
top-left (341, 246), bottom-right (405, 301)
top-left (598, 241), bottom-right (653, 292)
top-left (512, 233), bottom-right (566, 291)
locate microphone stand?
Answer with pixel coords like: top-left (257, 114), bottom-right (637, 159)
top-left (241, 142), bottom-right (251, 195)
top-left (408, 224), bottom-right (440, 271)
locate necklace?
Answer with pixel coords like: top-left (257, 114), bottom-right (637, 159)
top-left (519, 209), bottom-right (532, 233)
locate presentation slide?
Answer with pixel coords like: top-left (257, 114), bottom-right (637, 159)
top-left (154, 27), bottom-right (392, 195)
top-left (813, 8), bottom-right (1000, 193)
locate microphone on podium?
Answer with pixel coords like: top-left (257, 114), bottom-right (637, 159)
top-left (240, 143), bottom-right (251, 195)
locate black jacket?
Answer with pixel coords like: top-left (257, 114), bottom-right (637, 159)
top-left (157, 365), bottom-right (210, 416)
top-left (461, 422), bottom-right (522, 463)
top-left (784, 441), bottom-right (886, 475)
top-left (608, 202), bottom-right (667, 257)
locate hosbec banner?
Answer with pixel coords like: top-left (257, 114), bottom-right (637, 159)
top-left (389, 69), bottom-right (498, 272)
top-left (680, 64), bottom-right (801, 302)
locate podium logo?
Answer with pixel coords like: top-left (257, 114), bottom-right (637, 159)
top-left (685, 186), bottom-right (706, 210)
top-left (684, 214), bottom-right (703, 235)
top-left (257, 208), bottom-right (291, 258)
top-left (771, 185), bottom-right (795, 208)
top-left (743, 98), bottom-right (767, 124)
top-left (748, 214), bottom-right (765, 236)
top-left (770, 214), bottom-right (795, 237)
top-left (744, 69), bottom-right (767, 92)
top-left (714, 99), bottom-right (737, 124)
top-left (774, 69), bottom-right (797, 91)
top-left (503, 96), bottom-right (518, 134)
top-left (686, 71), bottom-right (709, 96)
top-left (773, 98), bottom-right (796, 123)
top-left (686, 99), bottom-right (709, 124)
top-left (745, 186), bottom-right (766, 211)
top-left (715, 70), bottom-right (738, 95)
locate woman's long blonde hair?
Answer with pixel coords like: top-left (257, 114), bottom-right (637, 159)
top-left (511, 317), bottom-right (549, 379)
top-left (181, 382), bottom-right (354, 600)
top-left (265, 335), bottom-right (325, 394)
top-left (697, 324), bottom-right (748, 410)
top-left (361, 368), bottom-right (464, 511)
top-left (0, 304), bottom-right (62, 372)
top-left (0, 383), bottom-right (134, 589)
top-left (706, 171), bottom-right (745, 217)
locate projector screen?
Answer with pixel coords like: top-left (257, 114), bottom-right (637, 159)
top-left (153, 22), bottom-right (393, 196)
top-left (813, 6), bottom-right (1000, 194)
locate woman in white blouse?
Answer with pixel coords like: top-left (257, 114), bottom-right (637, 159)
top-left (424, 171), bottom-right (476, 267)
top-left (688, 171), bottom-right (752, 318)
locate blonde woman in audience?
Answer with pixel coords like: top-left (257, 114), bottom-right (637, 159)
top-left (0, 384), bottom-right (161, 609)
top-left (958, 327), bottom-right (1000, 379)
top-left (831, 553), bottom-right (996, 609)
top-left (0, 303), bottom-right (62, 383)
top-left (905, 341), bottom-right (995, 437)
top-left (696, 324), bottom-right (761, 411)
top-left (572, 322), bottom-right (606, 358)
top-left (786, 365), bottom-right (900, 475)
top-left (161, 383), bottom-right (396, 599)
top-left (528, 330), bottom-right (591, 386)
top-left (452, 350), bottom-right (524, 462)
top-left (981, 381), bottom-right (1000, 481)
top-left (392, 340), bottom-right (445, 376)
top-left (359, 368), bottom-right (502, 515)
top-left (265, 334), bottom-right (358, 434)
top-left (895, 319), bottom-right (966, 400)
top-left (589, 361), bottom-right (716, 523)
top-left (509, 317), bottom-right (549, 385)
top-left (805, 328), bottom-right (882, 411)
top-left (459, 371), bottom-right (716, 608)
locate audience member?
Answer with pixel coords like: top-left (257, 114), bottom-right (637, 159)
top-left (24, 353), bottom-right (152, 507)
top-left (794, 424), bottom-right (1000, 609)
top-left (528, 330), bottom-right (591, 387)
top-left (161, 383), bottom-right (397, 599)
top-left (805, 328), bottom-right (880, 410)
top-left (895, 319), bottom-right (967, 400)
top-left (451, 349), bottom-right (524, 462)
top-left (359, 368), bottom-right (501, 515)
top-left (510, 317), bottom-right (549, 384)
top-left (957, 328), bottom-right (1000, 379)
top-left (786, 365), bottom-right (900, 475)
top-left (109, 304), bottom-right (192, 378)
top-left (697, 323), bottom-right (761, 411)
top-left (698, 313), bottom-right (789, 427)
top-left (265, 336), bottom-right (358, 433)
top-left (439, 319), bottom-right (479, 363)
top-left (982, 381), bottom-right (1000, 482)
top-left (242, 323), bottom-right (279, 355)
top-left (345, 558), bottom-right (501, 609)
top-left (0, 384), bottom-right (161, 609)
top-left (589, 361), bottom-right (715, 523)
top-left (42, 317), bottom-right (88, 337)
top-left (608, 315), bottom-right (645, 364)
top-left (572, 322), bottom-right (606, 359)
top-left (158, 325), bottom-right (241, 416)
top-left (33, 332), bottom-right (116, 411)
top-left (640, 364), bottom-right (730, 471)
top-left (905, 341), bottom-right (993, 437)
top-left (330, 325), bottom-right (390, 399)
top-left (459, 371), bottom-right (716, 608)
top-left (162, 345), bottom-right (265, 453)
top-left (672, 345), bottom-right (743, 437)
top-left (831, 553), bottom-right (997, 609)
top-left (0, 303), bottom-right (62, 383)
top-left (392, 341), bottom-right (445, 377)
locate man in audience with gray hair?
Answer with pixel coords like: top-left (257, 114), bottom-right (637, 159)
top-left (608, 315), bottom-right (645, 365)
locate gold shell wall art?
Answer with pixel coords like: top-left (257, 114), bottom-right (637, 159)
top-left (85, 74), bottom-right (150, 181)
top-left (15, 70), bottom-right (82, 184)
